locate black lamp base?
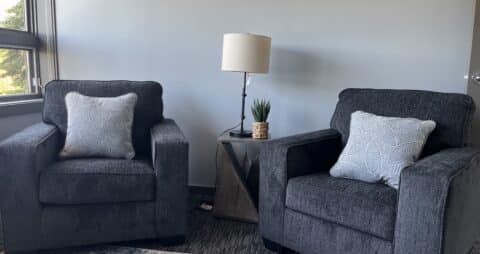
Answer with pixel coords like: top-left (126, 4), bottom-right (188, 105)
top-left (229, 130), bottom-right (252, 138)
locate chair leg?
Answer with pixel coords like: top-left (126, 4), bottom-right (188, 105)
top-left (158, 235), bottom-right (186, 246)
top-left (263, 238), bottom-right (292, 253)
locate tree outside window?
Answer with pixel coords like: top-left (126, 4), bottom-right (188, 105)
top-left (0, 0), bottom-right (29, 96)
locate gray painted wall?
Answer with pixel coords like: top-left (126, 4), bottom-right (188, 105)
top-left (55, 0), bottom-right (475, 187)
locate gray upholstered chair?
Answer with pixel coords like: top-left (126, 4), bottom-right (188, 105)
top-left (259, 88), bottom-right (480, 254)
top-left (0, 80), bottom-right (188, 252)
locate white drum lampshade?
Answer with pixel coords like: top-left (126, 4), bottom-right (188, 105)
top-left (222, 33), bottom-right (271, 74)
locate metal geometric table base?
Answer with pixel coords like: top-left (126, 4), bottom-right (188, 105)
top-left (213, 142), bottom-right (259, 223)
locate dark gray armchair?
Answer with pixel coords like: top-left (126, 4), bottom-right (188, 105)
top-left (0, 80), bottom-right (188, 252)
top-left (260, 88), bottom-right (480, 254)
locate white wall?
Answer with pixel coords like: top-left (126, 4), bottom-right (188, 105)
top-left (55, 0), bottom-right (476, 187)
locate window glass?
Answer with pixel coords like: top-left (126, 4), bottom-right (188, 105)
top-left (0, 48), bottom-right (30, 96)
top-left (0, 0), bottom-right (26, 31)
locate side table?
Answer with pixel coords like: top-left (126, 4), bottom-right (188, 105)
top-left (213, 133), bottom-right (268, 223)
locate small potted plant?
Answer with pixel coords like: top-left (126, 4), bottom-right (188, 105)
top-left (251, 99), bottom-right (271, 139)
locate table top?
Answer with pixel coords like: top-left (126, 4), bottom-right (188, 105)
top-left (218, 133), bottom-right (270, 143)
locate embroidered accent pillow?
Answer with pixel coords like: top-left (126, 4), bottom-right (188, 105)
top-left (60, 92), bottom-right (138, 159)
top-left (330, 111), bottom-right (436, 189)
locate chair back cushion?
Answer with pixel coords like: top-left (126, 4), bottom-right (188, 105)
top-left (43, 80), bottom-right (164, 156)
top-left (330, 88), bottom-right (475, 156)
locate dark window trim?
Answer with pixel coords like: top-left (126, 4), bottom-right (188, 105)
top-left (0, 94), bottom-right (42, 103)
top-left (0, 28), bottom-right (40, 49)
top-left (0, 99), bottom-right (42, 118)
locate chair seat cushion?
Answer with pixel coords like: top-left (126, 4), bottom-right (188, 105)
top-left (286, 173), bottom-right (397, 241)
top-left (39, 158), bottom-right (155, 205)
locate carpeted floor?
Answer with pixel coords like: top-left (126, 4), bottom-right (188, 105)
top-left (127, 209), bottom-right (274, 254)
top-left (471, 241), bottom-right (480, 254)
top-left (42, 246), bottom-right (186, 254)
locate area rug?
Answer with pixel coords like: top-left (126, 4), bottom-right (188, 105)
top-left (126, 210), bottom-right (273, 254)
top-left (471, 241), bottom-right (480, 254)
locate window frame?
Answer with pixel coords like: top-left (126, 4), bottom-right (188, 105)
top-left (0, 0), bottom-right (45, 103)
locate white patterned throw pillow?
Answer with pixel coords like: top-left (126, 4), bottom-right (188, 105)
top-left (330, 111), bottom-right (436, 189)
top-left (60, 92), bottom-right (138, 160)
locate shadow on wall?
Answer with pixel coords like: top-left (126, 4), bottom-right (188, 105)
top-left (270, 47), bottom-right (385, 92)
top-left (270, 47), bottom-right (323, 88)
top-left (263, 47), bottom-right (341, 136)
top-left (271, 47), bottom-right (338, 89)
top-left (169, 90), bottom-right (221, 186)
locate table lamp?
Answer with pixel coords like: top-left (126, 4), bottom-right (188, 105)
top-left (222, 33), bottom-right (272, 138)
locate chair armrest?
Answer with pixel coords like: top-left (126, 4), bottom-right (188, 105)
top-left (0, 122), bottom-right (60, 250)
top-left (259, 129), bottom-right (342, 245)
top-left (394, 147), bottom-right (480, 254)
top-left (150, 119), bottom-right (189, 237)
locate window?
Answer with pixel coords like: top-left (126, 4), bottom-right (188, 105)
top-left (0, 48), bottom-right (32, 96)
top-left (0, 0), bottom-right (41, 101)
top-left (0, 0), bottom-right (26, 31)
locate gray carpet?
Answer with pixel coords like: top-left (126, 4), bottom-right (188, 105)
top-left (127, 209), bottom-right (274, 254)
top-left (40, 246), bottom-right (186, 254)
top-left (471, 241), bottom-right (480, 254)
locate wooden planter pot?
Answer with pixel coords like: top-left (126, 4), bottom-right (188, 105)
top-left (252, 122), bottom-right (269, 139)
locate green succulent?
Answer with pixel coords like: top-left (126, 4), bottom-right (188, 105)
top-left (251, 99), bottom-right (271, 122)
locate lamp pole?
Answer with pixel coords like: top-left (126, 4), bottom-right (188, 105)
top-left (240, 72), bottom-right (247, 134)
top-left (230, 72), bottom-right (252, 138)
